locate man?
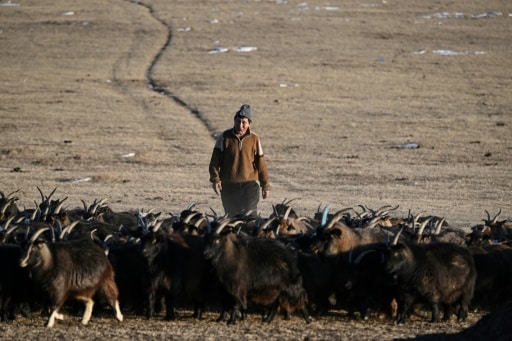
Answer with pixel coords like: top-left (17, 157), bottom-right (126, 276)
top-left (209, 104), bottom-right (271, 217)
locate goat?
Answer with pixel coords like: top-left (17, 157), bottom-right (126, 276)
top-left (139, 226), bottom-right (213, 320)
top-left (0, 190), bottom-right (20, 221)
top-left (19, 227), bottom-right (123, 327)
top-left (106, 239), bottom-right (150, 315)
top-left (203, 220), bottom-right (311, 325)
top-left (385, 239), bottom-right (476, 324)
top-left (470, 244), bottom-right (512, 312)
top-left (341, 244), bottom-right (397, 320)
top-left (481, 209), bottom-right (512, 242)
top-left (314, 208), bottom-right (395, 257)
top-left (0, 242), bottom-right (33, 321)
top-left (296, 249), bottom-right (337, 315)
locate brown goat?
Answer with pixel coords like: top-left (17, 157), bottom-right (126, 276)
top-left (19, 227), bottom-right (123, 327)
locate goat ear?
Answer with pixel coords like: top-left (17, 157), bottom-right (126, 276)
top-left (35, 240), bottom-right (47, 248)
top-left (482, 226), bottom-right (492, 235)
top-left (395, 241), bottom-right (407, 250)
top-left (331, 229), bottom-right (342, 238)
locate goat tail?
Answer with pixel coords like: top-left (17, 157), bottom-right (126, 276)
top-left (98, 266), bottom-right (123, 322)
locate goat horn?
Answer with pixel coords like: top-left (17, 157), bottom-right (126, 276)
top-left (411, 211), bottom-right (426, 229)
top-left (376, 204), bottom-right (399, 217)
top-left (374, 205), bottom-right (392, 216)
top-left (272, 204), bottom-right (279, 218)
top-left (354, 249), bottom-right (378, 265)
top-left (283, 206), bottom-right (293, 221)
top-left (49, 224), bottom-right (56, 243)
top-left (416, 217), bottom-right (433, 242)
top-left (30, 206), bottom-right (40, 221)
top-left (89, 199), bottom-right (101, 215)
top-left (214, 218), bottom-right (232, 235)
top-left (151, 219), bottom-right (163, 233)
top-left (434, 217), bottom-right (446, 235)
top-left (59, 220), bottom-right (80, 240)
top-left (53, 196), bottom-right (68, 214)
top-left (260, 217), bottom-right (276, 230)
top-left (391, 226), bottom-right (404, 246)
top-left (103, 233), bottom-right (114, 243)
top-left (6, 189), bottom-right (20, 199)
top-left (41, 205), bottom-right (49, 220)
top-left (325, 208), bottom-right (353, 230)
top-left (97, 197), bottom-right (109, 207)
top-left (47, 187), bottom-right (57, 201)
top-left (81, 199), bottom-right (88, 211)
top-left (484, 209), bottom-right (491, 224)
top-left (320, 204), bottom-right (331, 227)
top-left (90, 228), bottom-right (98, 241)
top-left (357, 205), bottom-right (372, 220)
top-left (1, 216), bottom-right (15, 231)
top-left (54, 220), bottom-right (63, 237)
top-left (242, 209), bottom-right (255, 217)
top-left (89, 198), bottom-right (108, 215)
top-left (492, 209), bottom-right (502, 224)
top-left (366, 216), bottom-right (382, 228)
top-left (2, 223), bottom-right (19, 242)
top-left (193, 216), bottom-right (206, 228)
top-left (0, 198), bottom-right (15, 215)
top-left (283, 198), bottom-right (300, 206)
top-left (29, 227), bottom-right (50, 244)
top-left (183, 211), bottom-right (200, 224)
top-left (36, 186), bottom-right (45, 203)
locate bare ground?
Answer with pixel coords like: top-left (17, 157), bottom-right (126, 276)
top-left (1, 0), bottom-right (511, 339)
top-left (0, 309), bottom-right (487, 340)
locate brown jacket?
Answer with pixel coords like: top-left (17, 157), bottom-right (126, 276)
top-left (209, 128), bottom-right (270, 191)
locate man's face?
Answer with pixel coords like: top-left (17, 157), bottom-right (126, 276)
top-left (234, 116), bottom-right (251, 136)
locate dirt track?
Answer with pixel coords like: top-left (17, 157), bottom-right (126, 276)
top-left (1, 0), bottom-right (511, 339)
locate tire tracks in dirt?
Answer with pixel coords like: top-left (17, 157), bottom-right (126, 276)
top-left (125, 0), bottom-right (217, 140)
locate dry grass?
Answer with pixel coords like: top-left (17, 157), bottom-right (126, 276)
top-left (1, 0), bottom-right (511, 339)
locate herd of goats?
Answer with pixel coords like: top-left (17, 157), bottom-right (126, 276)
top-left (0, 187), bottom-right (511, 330)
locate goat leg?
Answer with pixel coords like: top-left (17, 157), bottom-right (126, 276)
top-left (46, 308), bottom-right (63, 328)
top-left (79, 297), bottom-right (95, 325)
top-left (114, 300), bottom-right (123, 322)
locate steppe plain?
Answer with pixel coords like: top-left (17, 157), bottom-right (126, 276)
top-left (1, 0), bottom-right (511, 339)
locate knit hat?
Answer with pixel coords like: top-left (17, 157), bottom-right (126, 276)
top-left (235, 104), bottom-right (252, 122)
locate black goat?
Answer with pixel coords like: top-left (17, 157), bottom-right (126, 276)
top-left (19, 227), bottom-right (123, 327)
top-left (470, 244), bottom-right (512, 312)
top-left (107, 241), bottom-right (150, 315)
top-left (385, 240), bottom-right (476, 324)
top-left (140, 228), bottom-right (212, 320)
top-left (0, 243), bottom-right (33, 321)
top-left (342, 244), bottom-right (397, 320)
top-left (296, 250), bottom-right (336, 315)
top-left (203, 222), bottom-right (311, 325)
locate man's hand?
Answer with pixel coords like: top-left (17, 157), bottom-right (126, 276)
top-left (262, 190), bottom-right (270, 199)
top-left (213, 182), bottom-right (222, 195)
